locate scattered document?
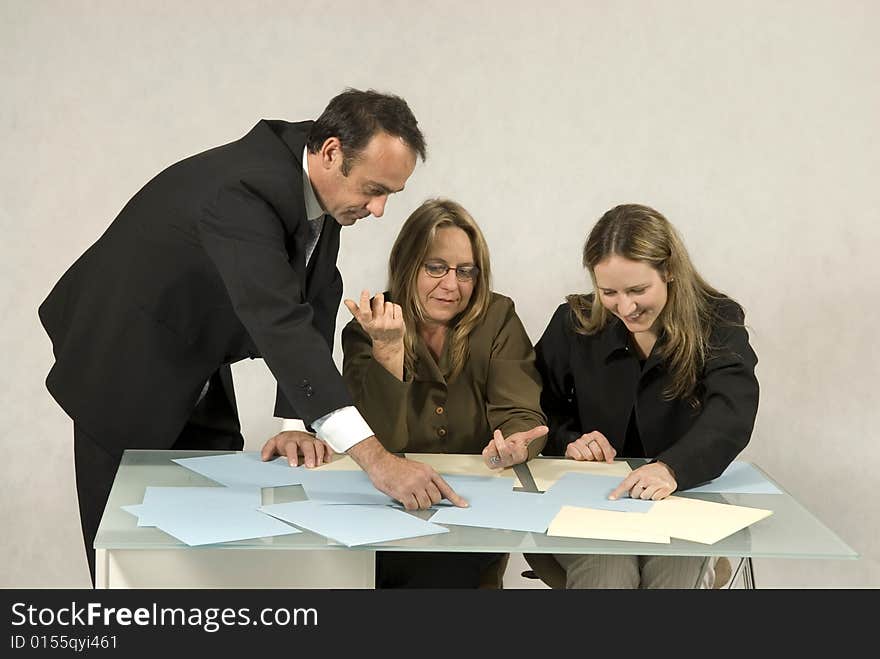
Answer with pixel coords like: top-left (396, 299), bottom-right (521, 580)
top-left (429, 490), bottom-right (560, 533)
top-left (542, 472), bottom-right (655, 513)
top-left (298, 470), bottom-right (397, 506)
top-left (547, 506), bottom-right (671, 543)
top-left (385, 474), bottom-right (517, 510)
top-left (122, 487), bottom-right (300, 546)
top-left (260, 500), bottom-right (449, 546)
top-left (439, 474), bottom-right (516, 501)
top-left (121, 504), bottom-right (149, 526)
top-left (641, 496), bottom-right (773, 544)
top-left (155, 507), bottom-right (300, 546)
top-left (683, 461), bottom-right (782, 494)
top-left (405, 453), bottom-right (517, 480)
top-left (528, 458), bottom-right (632, 492)
top-left (131, 453), bottom-right (774, 547)
top-left (123, 486), bottom-right (262, 526)
top-left (173, 452), bottom-right (309, 488)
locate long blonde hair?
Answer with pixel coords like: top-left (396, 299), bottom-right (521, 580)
top-left (568, 204), bottom-right (729, 405)
top-left (388, 198), bottom-right (491, 380)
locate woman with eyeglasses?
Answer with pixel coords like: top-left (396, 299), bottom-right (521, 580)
top-left (341, 197), bottom-right (547, 588)
top-left (528, 203), bottom-right (759, 589)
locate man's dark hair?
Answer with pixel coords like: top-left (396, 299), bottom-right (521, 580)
top-left (307, 88), bottom-right (427, 175)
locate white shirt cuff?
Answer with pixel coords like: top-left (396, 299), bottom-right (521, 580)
top-left (311, 406), bottom-right (374, 453)
top-left (279, 408), bottom-right (373, 453)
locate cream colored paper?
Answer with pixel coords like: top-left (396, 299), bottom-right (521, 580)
top-left (641, 496), bottom-right (773, 544)
top-left (547, 505), bottom-right (671, 543)
top-left (314, 453), bottom-right (519, 485)
top-left (405, 453), bottom-right (518, 484)
top-left (528, 458), bottom-right (632, 492)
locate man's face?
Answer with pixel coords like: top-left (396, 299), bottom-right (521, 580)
top-left (313, 132), bottom-right (417, 226)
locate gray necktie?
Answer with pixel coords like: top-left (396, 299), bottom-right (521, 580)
top-left (305, 215), bottom-right (325, 266)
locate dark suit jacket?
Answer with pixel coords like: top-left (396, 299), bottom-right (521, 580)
top-left (39, 120), bottom-right (353, 451)
top-left (535, 296), bottom-right (759, 490)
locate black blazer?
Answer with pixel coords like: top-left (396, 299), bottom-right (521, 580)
top-left (39, 120), bottom-right (353, 451)
top-left (535, 297), bottom-right (759, 490)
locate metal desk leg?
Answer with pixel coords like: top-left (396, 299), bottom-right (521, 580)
top-left (729, 557), bottom-right (757, 589)
top-left (743, 557), bottom-right (756, 589)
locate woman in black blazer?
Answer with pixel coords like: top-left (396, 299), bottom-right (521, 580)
top-left (532, 203), bottom-right (759, 589)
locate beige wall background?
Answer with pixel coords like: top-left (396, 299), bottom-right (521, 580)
top-left (2, 0), bottom-right (877, 587)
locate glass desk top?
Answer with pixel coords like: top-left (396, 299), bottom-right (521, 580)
top-left (95, 451), bottom-right (857, 560)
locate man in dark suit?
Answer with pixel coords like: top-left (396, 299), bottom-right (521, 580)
top-left (39, 89), bottom-right (466, 586)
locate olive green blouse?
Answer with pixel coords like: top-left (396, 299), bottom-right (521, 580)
top-left (341, 292), bottom-right (547, 457)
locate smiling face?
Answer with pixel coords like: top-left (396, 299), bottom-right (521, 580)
top-left (309, 131), bottom-right (417, 226)
top-left (593, 254), bottom-right (669, 335)
top-left (416, 226), bottom-right (476, 326)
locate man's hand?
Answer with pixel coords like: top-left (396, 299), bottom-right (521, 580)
top-left (482, 425), bottom-right (548, 469)
top-left (261, 430), bottom-right (335, 468)
top-left (348, 436), bottom-right (468, 510)
top-left (609, 462), bottom-right (678, 501)
top-left (343, 290), bottom-right (405, 346)
top-left (565, 430), bottom-right (617, 463)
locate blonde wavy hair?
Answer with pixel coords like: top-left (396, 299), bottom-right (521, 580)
top-left (568, 204), bottom-right (729, 405)
top-left (388, 198), bottom-right (492, 380)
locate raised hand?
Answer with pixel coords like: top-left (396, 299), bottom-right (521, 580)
top-left (343, 290), bottom-right (405, 346)
top-left (482, 425), bottom-right (549, 469)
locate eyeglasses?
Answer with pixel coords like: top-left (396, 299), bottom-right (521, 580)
top-left (423, 261), bottom-right (480, 282)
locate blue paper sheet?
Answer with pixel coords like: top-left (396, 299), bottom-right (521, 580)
top-left (297, 470), bottom-right (397, 506)
top-left (683, 461), bottom-right (782, 494)
top-left (123, 487), bottom-right (301, 546)
top-left (121, 504), bottom-right (149, 526)
top-left (155, 507), bottom-right (300, 546)
top-left (124, 487), bottom-right (262, 526)
top-left (298, 471), bottom-right (512, 507)
top-left (542, 472), bottom-right (655, 512)
top-left (441, 474), bottom-right (515, 499)
top-left (386, 474), bottom-right (515, 509)
top-left (173, 452), bottom-right (310, 488)
top-left (259, 501), bottom-right (449, 546)
top-left (429, 490), bottom-right (561, 533)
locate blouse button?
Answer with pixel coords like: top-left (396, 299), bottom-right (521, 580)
top-left (437, 427), bottom-right (447, 437)
top-left (435, 406), bottom-right (444, 415)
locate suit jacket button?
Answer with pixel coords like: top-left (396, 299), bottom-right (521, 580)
top-left (437, 427), bottom-right (447, 437)
top-left (435, 406), bottom-right (444, 415)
